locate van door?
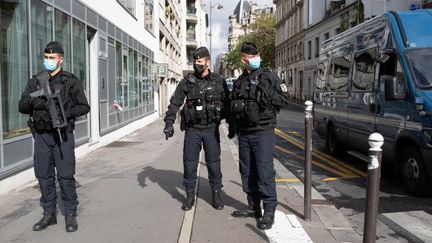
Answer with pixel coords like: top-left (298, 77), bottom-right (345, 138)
top-left (375, 53), bottom-right (407, 156)
top-left (349, 49), bottom-right (376, 152)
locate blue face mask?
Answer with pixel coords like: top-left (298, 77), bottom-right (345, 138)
top-left (248, 57), bottom-right (261, 70)
top-left (43, 59), bottom-right (58, 71)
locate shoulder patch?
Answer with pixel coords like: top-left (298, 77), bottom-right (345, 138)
top-left (187, 74), bottom-right (196, 84)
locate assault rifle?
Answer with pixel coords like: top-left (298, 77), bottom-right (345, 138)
top-left (30, 71), bottom-right (67, 143)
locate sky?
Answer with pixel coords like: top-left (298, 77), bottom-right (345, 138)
top-left (203, 0), bottom-right (274, 64)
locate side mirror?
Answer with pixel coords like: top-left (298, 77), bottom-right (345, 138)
top-left (382, 75), bottom-right (406, 100)
top-left (375, 53), bottom-right (390, 64)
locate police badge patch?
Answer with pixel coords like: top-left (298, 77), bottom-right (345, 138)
top-left (280, 84), bottom-right (288, 92)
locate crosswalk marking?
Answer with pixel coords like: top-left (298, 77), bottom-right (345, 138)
top-left (265, 210), bottom-right (313, 243)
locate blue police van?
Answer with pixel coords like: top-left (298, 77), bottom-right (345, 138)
top-left (313, 10), bottom-right (432, 196)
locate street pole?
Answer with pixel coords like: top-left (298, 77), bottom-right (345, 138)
top-left (210, 0), bottom-right (212, 56)
top-left (304, 100), bottom-right (313, 221)
top-left (363, 133), bottom-right (384, 243)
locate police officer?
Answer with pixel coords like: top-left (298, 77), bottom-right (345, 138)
top-left (18, 41), bottom-right (90, 232)
top-left (163, 46), bottom-right (229, 211)
top-left (228, 41), bottom-right (289, 230)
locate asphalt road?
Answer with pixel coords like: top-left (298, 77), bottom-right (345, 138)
top-left (275, 104), bottom-right (432, 242)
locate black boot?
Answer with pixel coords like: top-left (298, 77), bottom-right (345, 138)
top-left (211, 190), bottom-right (224, 210)
top-left (33, 213), bottom-right (57, 231)
top-left (231, 205), bottom-right (262, 218)
top-left (182, 191), bottom-right (195, 211)
top-left (65, 214), bottom-right (78, 232)
top-left (257, 213), bottom-right (275, 230)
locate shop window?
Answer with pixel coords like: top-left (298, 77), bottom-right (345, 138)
top-left (54, 9), bottom-right (71, 71)
top-left (31, 0), bottom-right (53, 74)
top-left (0, 0), bottom-right (29, 139)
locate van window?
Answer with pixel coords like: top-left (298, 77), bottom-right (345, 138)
top-left (329, 56), bottom-right (349, 91)
top-left (352, 52), bottom-right (374, 92)
top-left (316, 62), bottom-right (327, 91)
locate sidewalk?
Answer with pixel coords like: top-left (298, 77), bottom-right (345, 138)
top-left (0, 119), bottom-right (362, 243)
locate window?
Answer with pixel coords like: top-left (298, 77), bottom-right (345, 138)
top-left (307, 40), bottom-right (311, 60)
top-left (1, 0), bottom-right (29, 139)
top-left (315, 37), bottom-right (320, 57)
top-left (316, 59), bottom-right (329, 91)
top-left (55, 9), bottom-right (71, 71)
top-left (324, 32), bottom-right (330, 40)
top-left (115, 41), bottom-right (124, 107)
top-left (352, 52), bottom-right (374, 91)
top-left (31, 0), bottom-right (53, 75)
top-left (117, 0), bottom-right (136, 16)
top-left (329, 56), bottom-right (350, 91)
top-left (72, 19), bottom-right (86, 83)
top-left (144, 0), bottom-right (154, 33)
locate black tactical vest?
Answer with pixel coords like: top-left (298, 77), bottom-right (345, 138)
top-left (181, 74), bottom-right (222, 126)
top-left (231, 69), bottom-right (276, 127)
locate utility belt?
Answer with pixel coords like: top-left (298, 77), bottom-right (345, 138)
top-left (230, 99), bottom-right (274, 127)
top-left (181, 96), bottom-right (222, 130)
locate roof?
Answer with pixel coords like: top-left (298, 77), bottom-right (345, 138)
top-left (233, 0), bottom-right (252, 23)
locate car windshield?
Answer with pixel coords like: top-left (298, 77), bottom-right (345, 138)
top-left (406, 48), bottom-right (432, 89)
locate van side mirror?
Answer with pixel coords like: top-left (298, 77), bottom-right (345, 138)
top-left (375, 53), bottom-right (390, 64)
top-left (381, 75), bottom-right (406, 100)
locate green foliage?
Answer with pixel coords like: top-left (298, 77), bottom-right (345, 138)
top-left (226, 13), bottom-right (276, 70)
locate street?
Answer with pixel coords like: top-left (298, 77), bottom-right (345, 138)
top-left (276, 104), bottom-right (432, 242)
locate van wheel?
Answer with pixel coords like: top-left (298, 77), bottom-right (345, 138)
top-left (401, 147), bottom-right (432, 196)
top-left (326, 125), bottom-right (342, 155)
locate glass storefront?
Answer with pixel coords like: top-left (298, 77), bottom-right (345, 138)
top-left (1, 0), bottom-right (30, 140)
top-left (0, 0), bottom-right (155, 179)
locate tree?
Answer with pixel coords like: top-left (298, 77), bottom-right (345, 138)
top-left (226, 13), bottom-right (276, 70)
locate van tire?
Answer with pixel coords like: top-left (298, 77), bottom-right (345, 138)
top-left (326, 125), bottom-right (343, 155)
top-left (401, 147), bottom-right (432, 196)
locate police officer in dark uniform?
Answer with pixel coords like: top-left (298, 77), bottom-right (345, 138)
top-left (18, 41), bottom-right (90, 232)
top-left (163, 46), bottom-right (229, 211)
top-left (228, 41), bottom-right (289, 230)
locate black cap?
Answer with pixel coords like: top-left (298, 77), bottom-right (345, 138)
top-left (241, 41), bottom-right (258, 55)
top-left (193, 46), bottom-right (210, 60)
top-left (44, 41), bottom-right (64, 54)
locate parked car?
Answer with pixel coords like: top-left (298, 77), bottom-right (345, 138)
top-left (313, 10), bottom-right (432, 196)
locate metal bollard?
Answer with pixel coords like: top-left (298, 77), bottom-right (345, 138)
top-left (363, 133), bottom-right (384, 243)
top-left (304, 100), bottom-right (313, 221)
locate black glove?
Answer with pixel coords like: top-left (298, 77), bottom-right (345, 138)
top-left (227, 131), bottom-right (235, 139)
top-left (163, 123), bottom-right (174, 140)
top-left (31, 97), bottom-right (49, 111)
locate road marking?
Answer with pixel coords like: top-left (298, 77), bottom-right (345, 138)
top-left (275, 145), bottom-right (352, 178)
top-left (265, 210), bottom-right (313, 243)
top-left (275, 178), bottom-right (300, 183)
top-left (178, 151), bottom-right (203, 243)
top-left (275, 128), bottom-right (367, 177)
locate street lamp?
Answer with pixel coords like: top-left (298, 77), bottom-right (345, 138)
top-left (209, 0), bottom-right (223, 58)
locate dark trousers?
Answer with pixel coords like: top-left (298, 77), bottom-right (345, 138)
top-left (33, 131), bottom-right (78, 215)
top-left (238, 131), bottom-right (277, 213)
top-left (183, 127), bottom-right (222, 192)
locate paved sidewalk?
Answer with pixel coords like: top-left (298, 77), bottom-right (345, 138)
top-left (0, 119), bottom-right (362, 242)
